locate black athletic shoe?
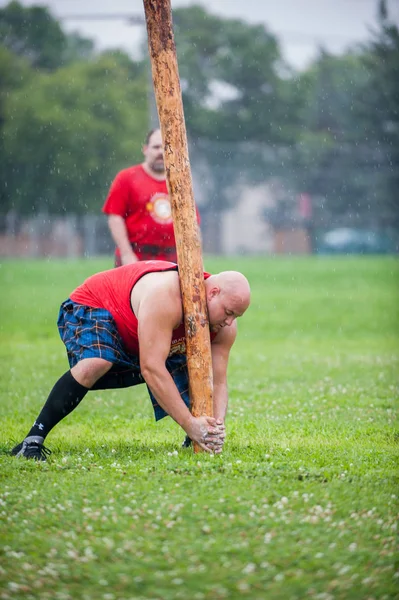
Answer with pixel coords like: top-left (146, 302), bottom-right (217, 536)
top-left (11, 436), bottom-right (51, 461)
top-left (181, 435), bottom-right (192, 448)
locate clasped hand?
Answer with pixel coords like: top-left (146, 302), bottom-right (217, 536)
top-left (185, 416), bottom-right (226, 454)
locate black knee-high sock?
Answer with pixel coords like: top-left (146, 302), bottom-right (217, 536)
top-left (27, 371), bottom-right (89, 440)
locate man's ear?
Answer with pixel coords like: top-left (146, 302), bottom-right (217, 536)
top-left (209, 286), bottom-right (220, 299)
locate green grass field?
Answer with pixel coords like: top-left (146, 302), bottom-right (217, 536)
top-left (0, 256), bottom-right (398, 600)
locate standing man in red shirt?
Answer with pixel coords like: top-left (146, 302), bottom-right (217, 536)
top-left (103, 129), bottom-right (200, 266)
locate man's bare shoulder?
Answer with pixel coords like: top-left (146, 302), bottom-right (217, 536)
top-left (131, 270), bottom-right (182, 324)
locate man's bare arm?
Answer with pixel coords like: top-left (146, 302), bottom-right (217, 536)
top-left (200, 323), bottom-right (237, 453)
top-left (107, 214), bottom-right (138, 264)
top-left (137, 288), bottom-right (219, 451)
top-left (211, 323), bottom-right (237, 421)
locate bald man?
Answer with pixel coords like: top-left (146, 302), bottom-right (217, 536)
top-left (12, 261), bottom-right (251, 460)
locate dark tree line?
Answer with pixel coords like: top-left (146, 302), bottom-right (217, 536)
top-left (0, 0), bottom-right (397, 233)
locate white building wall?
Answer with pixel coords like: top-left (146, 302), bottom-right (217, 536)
top-left (221, 184), bottom-right (274, 255)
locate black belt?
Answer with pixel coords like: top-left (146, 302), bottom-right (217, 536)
top-left (132, 244), bottom-right (175, 255)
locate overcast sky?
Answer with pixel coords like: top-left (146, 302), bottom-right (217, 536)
top-left (3, 0), bottom-right (399, 69)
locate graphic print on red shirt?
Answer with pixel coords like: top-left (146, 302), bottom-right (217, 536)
top-left (103, 165), bottom-right (201, 261)
top-left (103, 165), bottom-right (172, 247)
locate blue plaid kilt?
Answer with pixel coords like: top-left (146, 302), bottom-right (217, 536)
top-left (57, 299), bottom-right (190, 420)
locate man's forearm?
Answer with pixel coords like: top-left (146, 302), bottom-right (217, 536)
top-left (141, 365), bottom-right (192, 431)
top-left (213, 383), bottom-right (229, 421)
top-left (107, 215), bottom-right (136, 257)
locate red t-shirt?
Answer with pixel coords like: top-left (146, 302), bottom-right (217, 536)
top-left (102, 165), bottom-right (200, 260)
top-left (70, 260), bottom-right (212, 356)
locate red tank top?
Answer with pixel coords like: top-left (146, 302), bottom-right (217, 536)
top-left (70, 261), bottom-right (212, 356)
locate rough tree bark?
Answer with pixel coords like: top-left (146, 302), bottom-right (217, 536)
top-left (143, 0), bottom-right (213, 452)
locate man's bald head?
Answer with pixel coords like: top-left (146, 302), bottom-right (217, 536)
top-left (214, 271), bottom-right (250, 311)
top-left (205, 271), bottom-right (251, 330)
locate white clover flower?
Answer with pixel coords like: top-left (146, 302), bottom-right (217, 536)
top-left (237, 581), bottom-right (250, 592)
top-left (242, 563), bottom-right (256, 574)
top-left (8, 582), bottom-right (20, 591)
top-left (348, 543), bottom-right (357, 552)
top-left (264, 532), bottom-right (272, 543)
